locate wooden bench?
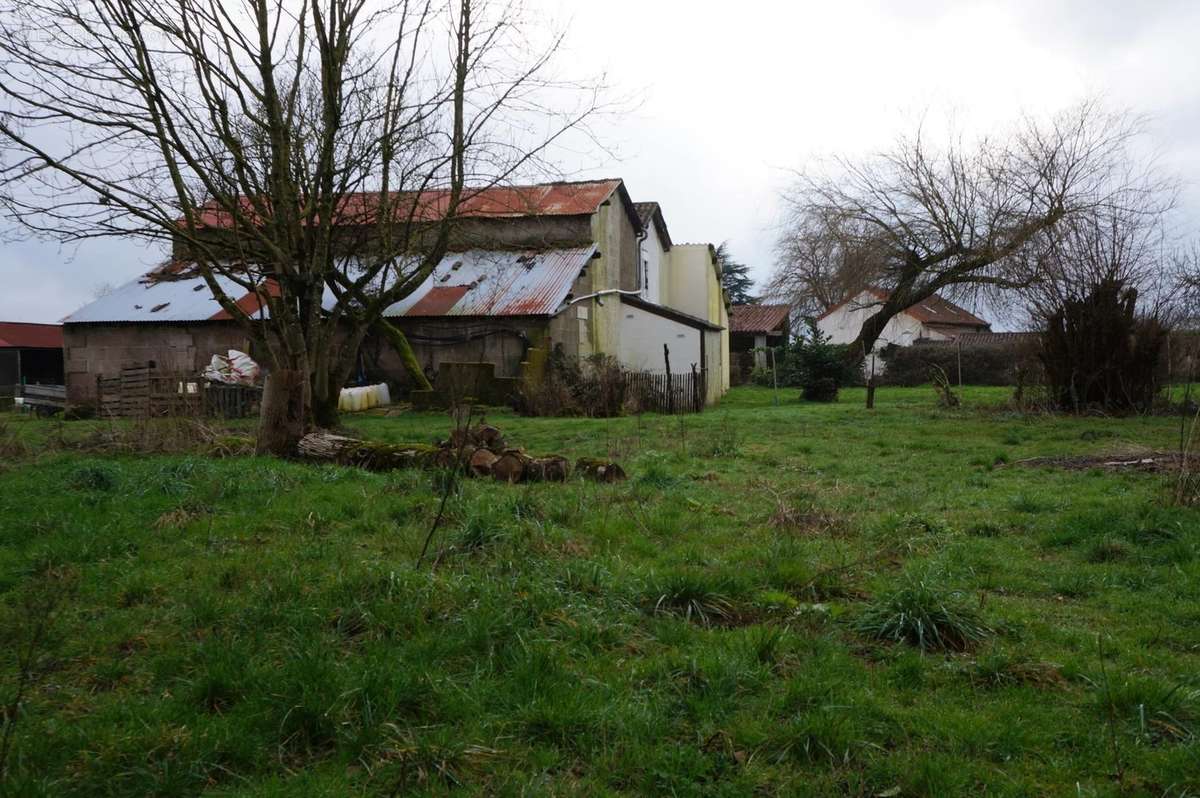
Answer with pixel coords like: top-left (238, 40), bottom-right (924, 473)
top-left (20, 383), bottom-right (67, 413)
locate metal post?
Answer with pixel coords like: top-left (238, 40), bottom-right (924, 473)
top-left (957, 338), bottom-right (963, 390)
top-left (663, 344), bottom-right (673, 414)
top-left (770, 347), bottom-right (780, 406)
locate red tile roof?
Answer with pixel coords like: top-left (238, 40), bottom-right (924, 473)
top-left (817, 288), bottom-right (989, 328)
top-left (729, 304), bottom-right (791, 334)
top-left (0, 322), bottom-right (63, 349)
top-left (190, 179), bottom-right (625, 229)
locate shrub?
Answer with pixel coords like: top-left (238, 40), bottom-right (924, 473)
top-left (749, 365), bottom-right (774, 387)
top-left (1041, 279), bottom-right (1167, 413)
top-left (795, 321), bottom-right (853, 402)
top-left (802, 377), bottom-right (838, 402)
top-left (516, 352), bottom-right (629, 417)
top-left (853, 575), bottom-right (992, 652)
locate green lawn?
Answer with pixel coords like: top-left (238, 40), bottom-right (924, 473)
top-left (1, 386), bottom-right (1198, 796)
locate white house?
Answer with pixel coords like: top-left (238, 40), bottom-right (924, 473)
top-left (817, 287), bottom-right (991, 363)
top-left (612, 203), bottom-right (730, 401)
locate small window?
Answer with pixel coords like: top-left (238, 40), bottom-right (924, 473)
top-left (150, 302), bottom-right (170, 313)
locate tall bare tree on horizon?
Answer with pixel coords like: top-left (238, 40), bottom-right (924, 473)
top-left (769, 102), bottom-right (1175, 363)
top-left (0, 0), bottom-right (603, 453)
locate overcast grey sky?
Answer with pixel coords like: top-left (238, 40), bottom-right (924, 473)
top-left (2, 0), bottom-right (1197, 323)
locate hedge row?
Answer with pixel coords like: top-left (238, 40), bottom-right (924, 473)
top-left (878, 342), bottom-right (1042, 387)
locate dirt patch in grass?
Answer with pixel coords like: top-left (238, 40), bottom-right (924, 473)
top-left (1009, 452), bottom-right (1186, 472)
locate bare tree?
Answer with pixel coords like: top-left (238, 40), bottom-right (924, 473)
top-left (0, 0), bottom-right (601, 454)
top-left (1170, 242), bottom-right (1200, 324)
top-left (772, 101), bottom-right (1173, 359)
top-left (1003, 202), bottom-right (1178, 327)
top-left (769, 213), bottom-right (881, 318)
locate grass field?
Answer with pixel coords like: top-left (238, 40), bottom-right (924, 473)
top-left (1, 386), bottom-right (1199, 796)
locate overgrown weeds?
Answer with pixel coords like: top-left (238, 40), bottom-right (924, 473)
top-left (0, 420), bottom-right (30, 461)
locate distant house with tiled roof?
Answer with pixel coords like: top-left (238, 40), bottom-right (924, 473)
top-left (816, 288), bottom-right (991, 353)
top-left (729, 304), bottom-right (791, 372)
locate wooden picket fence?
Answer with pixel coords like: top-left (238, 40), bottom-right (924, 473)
top-left (625, 367), bottom-right (706, 414)
top-left (97, 363), bottom-right (260, 419)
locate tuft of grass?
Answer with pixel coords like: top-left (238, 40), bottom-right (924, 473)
top-left (374, 727), bottom-right (499, 791)
top-left (965, 521), bottom-right (1005, 538)
top-left (1050, 570), bottom-right (1100, 599)
top-left (1086, 537), bottom-right (1130, 563)
top-left (66, 460), bottom-right (121, 491)
top-left (1093, 675), bottom-right (1198, 744)
top-left (853, 575), bottom-right (992, 652)
top-left (697, 415), bottom-right (741, 457)
top-left (454, 511), bottom-right (508, 552)
top-left (634, 452), bottom-right (679, 489)
top-left (644, 570), bottom-right (741, 626)
top-left (969, 649), bottom-right (1065, 689)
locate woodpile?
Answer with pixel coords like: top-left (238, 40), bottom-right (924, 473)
top-left (296, 424), bottom-right (624, 485)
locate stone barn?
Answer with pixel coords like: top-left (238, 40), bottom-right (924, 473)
top-left (62, 179), bottom-right (732, 408)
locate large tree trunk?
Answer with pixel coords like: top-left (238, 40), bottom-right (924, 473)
top-left (308, 326), bottom-right (369, 431)
top-left (257, 369), bottom-right (309, 456)
top-left (311, 382), bottom-right (341, 430)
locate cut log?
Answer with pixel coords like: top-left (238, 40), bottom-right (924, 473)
top-left (469, 448), bottom-right (499, 477)
top-left (448, 423), bottom-right (507, 452)
top-left (527, 455), bottom-right (570, 482)
top-left (576, 457), bottom-right (627, 483)
top-left (473, 424), bottom-right (506, 451)
top-left (493, 449), bottom-right (532, 483)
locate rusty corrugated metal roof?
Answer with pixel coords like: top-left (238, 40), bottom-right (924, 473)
top-left (64, 246), bottom-right (595, 324)
top-left (0, 322), bottom-right (63, 348)
top-left (192, 180), bottom-right (623, 228)
top-left (384, 247), bottom-right (596, 318)
top-left (729, 304), bottom-right (791, 334)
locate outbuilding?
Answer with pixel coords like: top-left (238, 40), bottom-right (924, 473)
top-left (0, 322), bottom-right (64, 398)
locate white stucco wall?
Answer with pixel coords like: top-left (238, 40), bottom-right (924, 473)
top-left (704, 328), bottom-right (724, 404)
top-left (641, 224), bottom-right (666, 304)
top-left (665, 245), bottom-right (712, 321)
top-left (718, 301), bottom-right (730, 393)
top-left (617, 302), bottom-right (702, 374)
top-left (817, 290), bottom-right (947, 353)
